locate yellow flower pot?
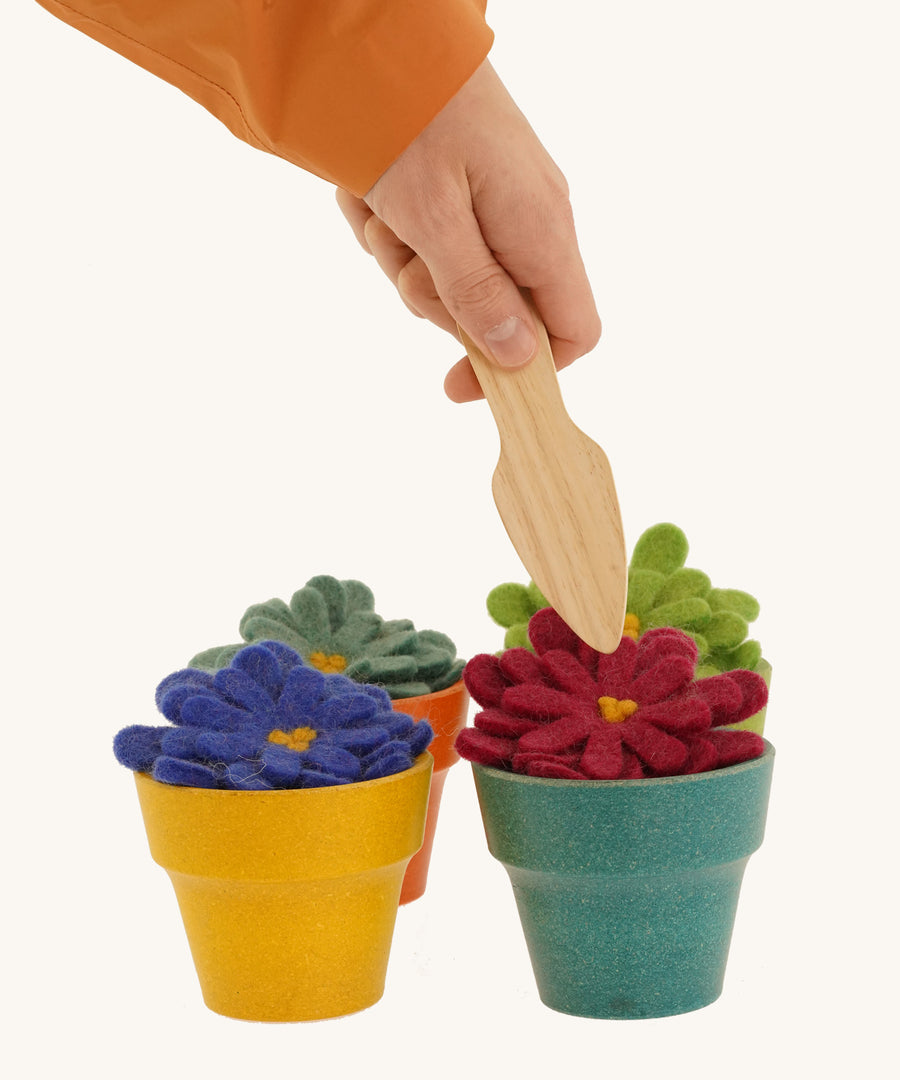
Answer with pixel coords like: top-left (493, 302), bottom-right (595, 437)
top-left (133, 754), bottom-right (433, 1021)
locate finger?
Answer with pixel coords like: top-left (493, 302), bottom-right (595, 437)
top-left (396, 257), bottom-right (459, 338)
top-left (443, 356), bottom-right (484, 403)
top-left (414, 219), bottom-right (539, 370)
top-left (335, 187), bottom-right (374, 254)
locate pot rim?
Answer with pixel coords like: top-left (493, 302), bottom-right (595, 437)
top-left (471, 739), bottom-right (774, 790)
top-left (135, 750), bottom-right (433, 800)
top-left (390, 678), bottom-right (466, 709)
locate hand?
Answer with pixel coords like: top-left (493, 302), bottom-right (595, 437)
top-left (335, 60), bottom-right (601, 402)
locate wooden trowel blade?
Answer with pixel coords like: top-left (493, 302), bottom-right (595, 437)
top-left (459, 314), bottom-right (626, 653)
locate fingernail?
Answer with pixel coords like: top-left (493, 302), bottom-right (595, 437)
top-left (484, 316), bottom-right (537, 368)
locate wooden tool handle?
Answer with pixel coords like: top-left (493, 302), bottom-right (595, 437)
top-left (458, 307), bottom-right (571, 449)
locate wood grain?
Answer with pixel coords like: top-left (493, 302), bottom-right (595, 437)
top-left (460, 308), bottom-right (626, 653)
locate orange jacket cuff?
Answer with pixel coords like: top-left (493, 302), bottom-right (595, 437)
top-left (35, 0), bottom-right (493, 195)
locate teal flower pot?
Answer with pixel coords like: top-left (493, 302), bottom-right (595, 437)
top-left (472, 741), bottom-right (775, 1019)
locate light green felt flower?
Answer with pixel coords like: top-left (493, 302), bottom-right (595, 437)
top-left (485, 524), bottom-right (763, 675)
top-left (485, 580), bottom-right (548, 650)
top-left (189, 575), bottom-right (465, 699)
top-left (626, 523), bottom-right (762, 675)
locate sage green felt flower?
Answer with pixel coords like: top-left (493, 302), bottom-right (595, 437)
top-left (626, 523), bottom-right (762, 676)
top-left (189, 575), bottom-right (465, 699)
top-left (485, 580), bottom-right (548, 650)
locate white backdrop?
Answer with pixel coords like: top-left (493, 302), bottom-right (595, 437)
top-left (3, 2), bottom-right (896, 1076)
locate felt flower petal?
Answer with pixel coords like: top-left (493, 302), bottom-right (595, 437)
top-left (240, 598), bottom-right (297, 638)
top-left (326, 726), bottom-right (392, 756)
top-left (455, 728), bottom-right (517, 767)
top-left (213, 667), bottom-right (277, 716)
top-left (346, 654), bottom-right (419, 684)
top-left (194, 728), bottom-right (262, 761)
top-left (239, 617), bottom-right (310, 654)
top-left (528, 608), bottom-right (582, 656)
top-left (463, 653), bottom-right (511, 708)
top-left (259, 744), bottom-right (304, 786)
top-left (706, 728), bottom-right (765, 768)
top-left (595, 636), bottom-right (639, 696)
top-left (154, 756), bottom-right (221, 788)
top-left (312, 692), bottom-right (378, 729)
top-left (431, 660), bottom-right (466, 691)
top-left (230, 644), bottom-right (285, 701)
top-left (113, 725), bottom-right (165, 772)
top-left (707, 588), bottom-right (760, 622)
top-left (703, 610), bottom-right (749, 651)
top-left (580, 725), bottom-right (626, 780)
top-left (331, 611), bottom-right (384, 655)
top-left (342, 579), bottom-right (376, 615)
top-left (303, 743), bottom-right (362, 781)
top-left (539, 649), bottom-right (598, 697)
top-left (629, 654), bottom-right (696, 705)
top-left (412, 645), bottom-right (455, 682)
top-left (688, 674), bottom-right (744, 724)
top-left (487, 583), bottom-right (539, 628)
top-left (304, 575), bottom-right (350, 631)
top-left (626, 568), bottom-right (666, 618)
top-left (502, 683), bottom-right (586, 722)
top-left (287, 586), bottom-right (332, 644)
top-left (517, 714), bottom-right (593, 754)
top-left (630, 523), bottom-right (688, 575)
top-left (522, 758), bottom-right (587, 779)
top-left (408, 720), bottom-right (435, 757)
top-left (364, 747), bottom-right (415, 780)
top-left (499, 647), bottom-right (544, 684)
top-left (223, 760), bottom-right (273, 790)
top-left (716, 639), bottom-right (763, 673)
top-left (621, 720), bottom-right (689, 776)
top-left (643, 597), bottom-right (712, 632)
top-left (474, 708), bottom-right (543, 738)
top-left (276, 664), bottom-right (327, 726)
top-left (718, 668), bottom-right (769, 725)
top-left (155, 668), bottom-right (215, 717)
top-left (682, 736), bottom-right (719, 775)
top-left (382, 680), bottom-right (433, 699)
top-left (188, 644), bottom-right (243, 671)
top-left (638, 696), bottom-right (711, 733)
top-left (653, 568), bottom-right (712, 605)
top-left (504, 624), bottom-right (531, 650)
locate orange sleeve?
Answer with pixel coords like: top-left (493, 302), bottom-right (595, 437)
top-left (33, 0), bottom-right (493, 196)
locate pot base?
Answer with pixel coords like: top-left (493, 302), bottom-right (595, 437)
top-left (512, 860), bottom-right (748, 1019)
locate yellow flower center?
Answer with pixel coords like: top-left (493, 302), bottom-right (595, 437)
top-left (268, 726), bottom-right (318, 753)
top-left (597, 696), bottom-right (639, 724)
top-left (622, 613), bottom-right (641, 640)
top-left (308, 651), bottom-right (347, 674)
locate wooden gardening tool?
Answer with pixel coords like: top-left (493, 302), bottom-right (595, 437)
top-left (459, 304), bottom-right (627, 653)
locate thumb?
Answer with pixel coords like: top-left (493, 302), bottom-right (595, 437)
top-left (424, 235), bottom-right (538, 369)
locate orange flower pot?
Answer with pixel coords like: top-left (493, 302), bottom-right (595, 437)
top-left (133, 754), bottom-right (432, 1021)
top-left (393, 680), bottom-right (470, 903)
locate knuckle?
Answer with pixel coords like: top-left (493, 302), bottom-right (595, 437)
top-left (445, 266), bottom-right (509, 316)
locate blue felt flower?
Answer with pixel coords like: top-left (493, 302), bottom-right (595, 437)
top-left (113, 641), bottom-right (434, 790)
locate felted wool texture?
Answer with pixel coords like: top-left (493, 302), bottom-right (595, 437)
top-left (192, 575), bottom-right (465, 698)
top-left (625, 523), bottom-right (762, 673)
top-left (114, 642), bottom-right (433, 790)
top-left (456, 609), bottom-right (766, 781)
top-left (486, 580), bottom-right (549, 651)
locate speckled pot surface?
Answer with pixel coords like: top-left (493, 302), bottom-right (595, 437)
top-left (472, 742), bottom-right (774, 1019)
top-left (135, 754), bottom-right (432, 1022)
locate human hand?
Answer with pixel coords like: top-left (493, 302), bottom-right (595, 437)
top-left (335, 60), bottom-right (600, 402)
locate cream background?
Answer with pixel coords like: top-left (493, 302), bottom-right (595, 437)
top-left (3, 2), bottom-right (896, 1076)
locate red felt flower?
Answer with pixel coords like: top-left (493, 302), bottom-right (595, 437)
top-left (456, 609), bottom-right (766, 780)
